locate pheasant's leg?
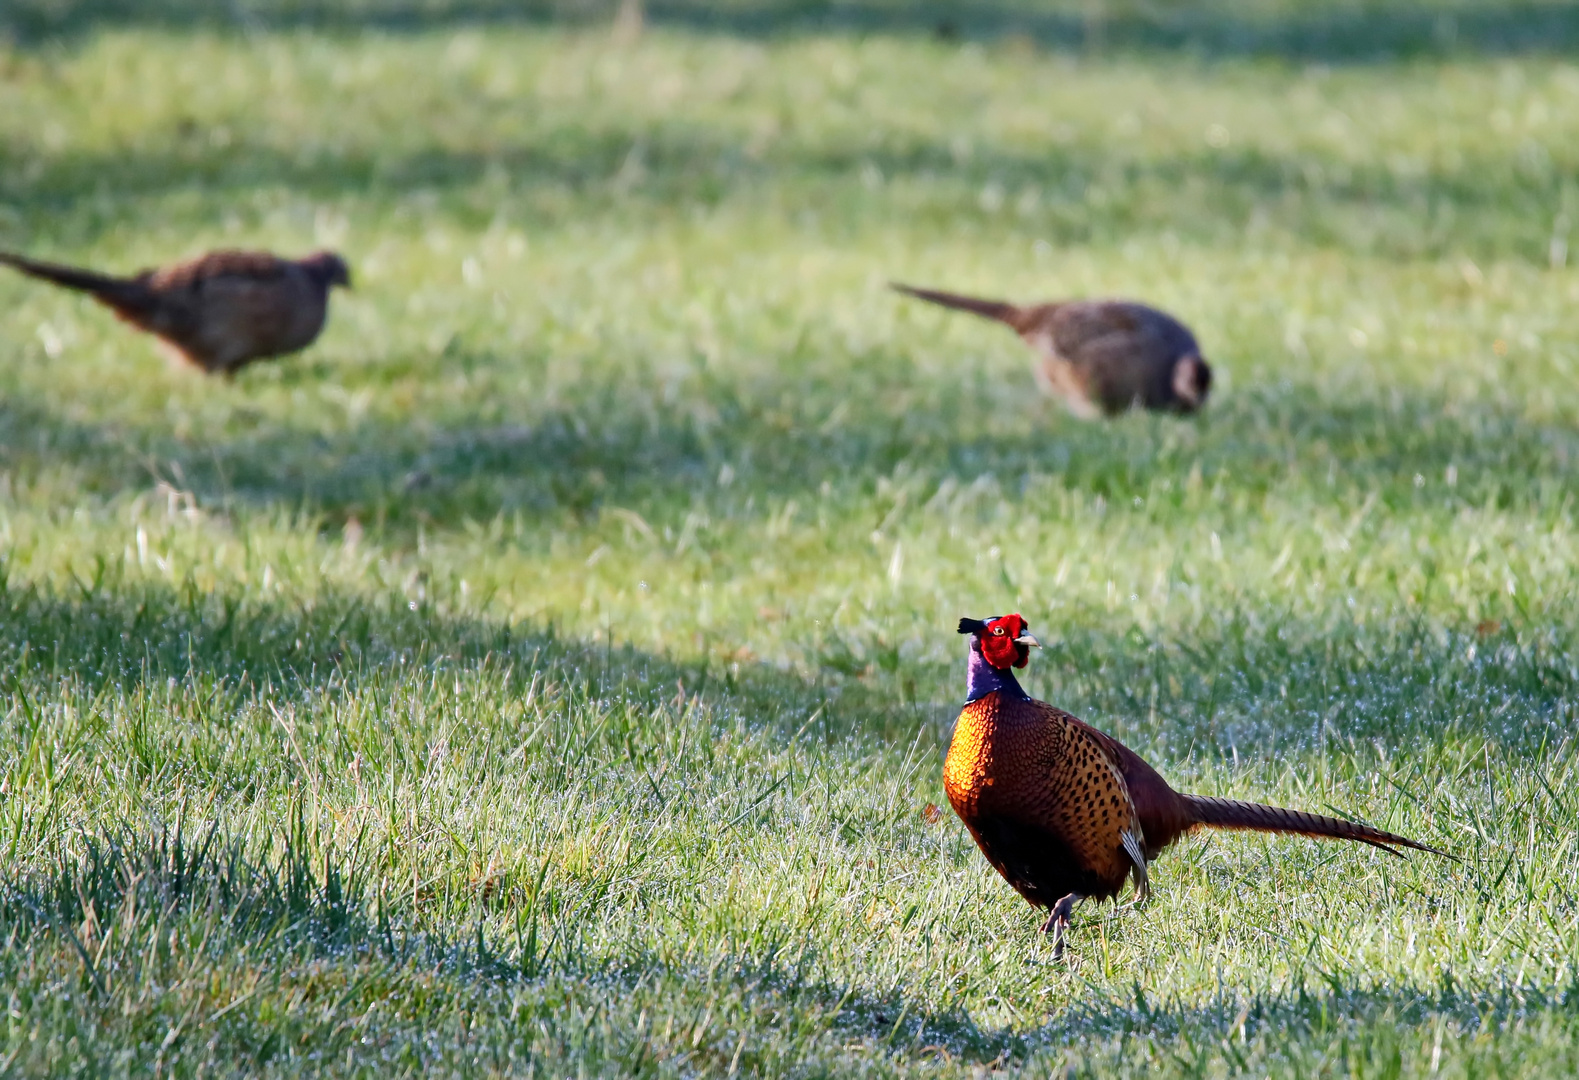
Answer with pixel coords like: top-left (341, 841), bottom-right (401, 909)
top-left (1040, 893), bottom-right (1082, 960)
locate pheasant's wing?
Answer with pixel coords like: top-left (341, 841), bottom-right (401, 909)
top-left (1043, 302), bottom-right (1196, 413)
top-left (1022, 701), bottom-right (1149, 899)
top-left (1021, 303), bottom-right (1155, 415)
top-left (1077, 723), bottom-right (1198, 861)
top-left (140, 253), bottom-right (321, 370)
top-left (146, 250), bottom-right (294, 291)
top-left (1044, 302), bottom-right (1149, 360)
top-left (1008, 305), bottom-right (1102, 415)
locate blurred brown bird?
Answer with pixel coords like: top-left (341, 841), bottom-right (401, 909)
top-left (945, 614), bottom-right (1445, 957)
top-left (892, 283), bottom-right (1211, 417)
top-left (0, 248), bottom-right (351, 375)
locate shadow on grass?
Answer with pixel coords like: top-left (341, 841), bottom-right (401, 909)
top-left (0, 366), bottom-right (1573, 531)
top-left (0, 538), bottom-right (1570, 769)
top-left (0, 557), bottom-right (881, 757)
top-left (5, 0), bottom-right (1579, 62)
top-left (2, 821), bottom-right (1573, 1074)
top-left (0, 110), bottom-right (1563, 264)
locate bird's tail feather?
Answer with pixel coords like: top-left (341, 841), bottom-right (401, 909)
top-left (890, 283), bottom-right (1020, 325)
top-left (0, 251), bottom-right (134, 295)
top-left (1185, 795), bottom-right (1449, 859)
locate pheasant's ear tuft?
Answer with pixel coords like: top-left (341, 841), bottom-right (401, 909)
top-left (957, 617), bottom-right (988, 635)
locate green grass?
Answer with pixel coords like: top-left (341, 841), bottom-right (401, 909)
top-left (1, 2), bottom-right (1578, 1075)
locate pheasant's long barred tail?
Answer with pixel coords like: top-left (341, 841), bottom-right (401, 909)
top-left (889, 283), bottom-right (1020, 325)
top-left (1185, 795), bottom-right (1446, 858)
top-left (0, 251), bottom-right (129, 295)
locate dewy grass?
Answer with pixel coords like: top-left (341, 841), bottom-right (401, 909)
top-left (1, 2), bottom-right (1578, 1075)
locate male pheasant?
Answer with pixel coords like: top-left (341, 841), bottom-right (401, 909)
top-left (0, 248), bottom-right (350, 375)
top-left (944, 614), bottom-right (1444, 956)
top-left (892, 284), bottom-right (1211, 417)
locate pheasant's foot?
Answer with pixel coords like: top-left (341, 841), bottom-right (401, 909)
top-left (1041, 893), bottom-right (1081, 960)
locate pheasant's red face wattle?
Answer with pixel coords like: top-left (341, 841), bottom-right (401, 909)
top-left (980, 613), bottom-right (1030, 669)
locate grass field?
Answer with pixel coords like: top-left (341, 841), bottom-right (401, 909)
top-left (2, 1), bottom-right (1578, 1075)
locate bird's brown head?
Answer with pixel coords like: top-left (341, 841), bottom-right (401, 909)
top-left (958, 613), bottom-right (1041, 670)
top-left (303, 250), bottom-right (352, 290)
top-left (1171, 353), bottom-right (1212, 411)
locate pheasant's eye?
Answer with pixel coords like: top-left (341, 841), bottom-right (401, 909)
top-left (991, 626), bottom-right (1005, 636)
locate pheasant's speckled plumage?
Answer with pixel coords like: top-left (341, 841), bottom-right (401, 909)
top-left (0, 248), bottom-right (350, 374)
top-left (891, 284), bottom-right (1212, 417)
top-left (945, 691), bottom-right (1148, 907)
top-left (944, 614), bottom-right (1447, 954)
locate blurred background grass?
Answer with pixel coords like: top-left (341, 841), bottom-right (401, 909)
top-left (8, 0), bottom-right (1579, 59)
top-left (0, 2), bottom-right (1576, 1076)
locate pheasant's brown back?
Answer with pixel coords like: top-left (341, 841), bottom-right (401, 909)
top-left (945, 692), bottom-right (1142, 906)
top-left (125, 253), bottom-right (331, 371)
top-left (1016, 300), bottom-right (1205, 415)
top-left (146, 250), bottom-right (293, 290)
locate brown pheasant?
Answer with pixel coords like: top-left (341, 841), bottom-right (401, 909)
top-left (0, 248), bottom-right (350, 375)
top-left (944, 614), bottom-right (1445, 956)
top-left (893, 284), bottom-right (1211, 417)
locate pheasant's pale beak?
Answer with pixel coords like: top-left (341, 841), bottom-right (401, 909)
top-left (1016, 633), bottom-right (1041, 647)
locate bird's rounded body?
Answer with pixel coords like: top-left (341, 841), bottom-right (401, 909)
top-left (945, 689), bottom-right (1143, 906)
top-left (1019, 300), bottom-right (1205, 416)
top-left (134, 252), bottom-right (335, 372)
top-left (0, 247), bottom-right (349, 374)
top-left (892, 284), bottom-right (1212, 417)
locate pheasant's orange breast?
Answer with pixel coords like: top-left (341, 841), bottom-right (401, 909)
top-left (943, 696), bottom-right (999, 817)
top-left (944, 692), bottom-right (1054, 821)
